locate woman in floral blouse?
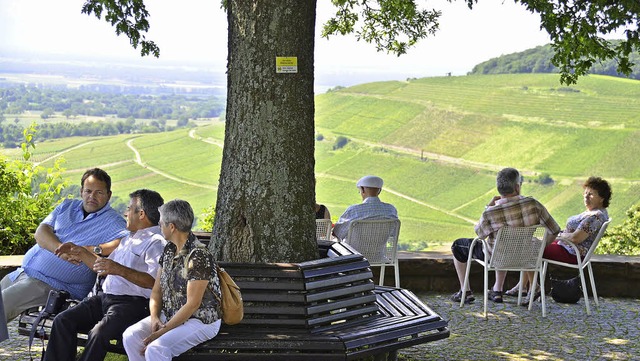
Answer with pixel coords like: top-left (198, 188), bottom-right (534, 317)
top-left (123, 199), bottom-right (221, 361)
top-left (543, 176), bottom-right (611, 263)
top-left (507, 176), bottom-right (611, 303)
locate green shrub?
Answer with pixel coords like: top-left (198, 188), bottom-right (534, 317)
top-left (333, 136), bottom-right (349, 150)
top-left (326, 86), bottom-right (345, 93)
top-left (200, 205), bottom-right (216, 232)
top-left (598, 203), bottom-right (640, 255)
top-left (0, 124), bottom-right (67, 255)
top-left (535, 173), bottom-right (554, 185)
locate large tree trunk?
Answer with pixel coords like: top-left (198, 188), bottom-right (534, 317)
top-left (212, 1), bottom-right (318, 263)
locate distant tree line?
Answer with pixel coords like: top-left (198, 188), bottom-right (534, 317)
top-left (0, 84), bottom-right (226, 147)
top-left (0, 84), bottom-right (224, 120)
top-left (0, 119), bottom-right (180, 148)
top-left (470, 42), bottom-right (640, 80)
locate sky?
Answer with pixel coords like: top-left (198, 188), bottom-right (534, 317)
top-left (0, 0), bottom-right (552, 86)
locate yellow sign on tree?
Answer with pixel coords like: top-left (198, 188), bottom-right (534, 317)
top-left (276, 57), bottom-right (298, 73)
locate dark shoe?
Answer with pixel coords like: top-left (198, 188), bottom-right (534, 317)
top-left (519, 290), bottom-right (542, 306)
top-left (451, 290), bottom-right (475, 304)
top-left (504, 287), bottom-right (527, 297)
top-left (488, 290), bottom-right (503, 303)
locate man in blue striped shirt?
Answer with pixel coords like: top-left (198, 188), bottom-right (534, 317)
top-left (332, 175), bottom-right (398, 241)
top-left (1, 168), bottom-right (128, 321)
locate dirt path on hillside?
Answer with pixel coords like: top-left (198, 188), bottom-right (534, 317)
top-left (124, 139), bottom-right (216, 190)
top-left (347, 136), bottom-right (640, 185)
top-left (189, 129), bottom-right (224, 148)
top-left (318, 173), bottom-right (476, 224)
top-left (34, 140), bottom-right (98, 166)
top-left (349, 136), bottom-right (515, 174)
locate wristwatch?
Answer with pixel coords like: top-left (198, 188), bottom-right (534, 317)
top-left (94, 245), bottom-right (103, 256)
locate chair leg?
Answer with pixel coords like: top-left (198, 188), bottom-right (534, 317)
top-left (587, 263), bottom-right (599, 307)
top-left (460, 261), bottom-right (473, 308)
top-left (379, 265), bottom-right (386, 286)
top-left (528, 271), bottom-right (538, 311)
top-left (483, 265), bottom-right (489, 319)
top-left (394, 262), bottom-right (400, 288)
top-left (539, 270), bottom-right (546, 317)
top-left (578, 270), bottom-right (591, 315)
top-left (517, 271), bottom-right (525, 305)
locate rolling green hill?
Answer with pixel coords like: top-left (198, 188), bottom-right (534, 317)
top-left (3, 74), bottom-right (639, 252)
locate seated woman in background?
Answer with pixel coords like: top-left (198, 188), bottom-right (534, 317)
top-left (543, 176), bottom-right (611, 264)
top-left (123, 199), bottom-right (222, 361)
top-left (508, 176), bottom-right (612, 301)
top-left (315, 202), bottom-right (331, 220)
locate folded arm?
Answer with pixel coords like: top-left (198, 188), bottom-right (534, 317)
top-left (557, 229), bottom-right (589, 245)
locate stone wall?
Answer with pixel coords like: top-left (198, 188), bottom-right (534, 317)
top-left (2, 252), bottom-right (639, 298)
top-left (375, 252), bottom-right (640, 298)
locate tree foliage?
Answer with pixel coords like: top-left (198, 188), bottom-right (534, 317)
top-left (598, 204), bottom-right (640, 256)
top-left (508, 0), bottom-right (640, 84)
top-left (470, 42), bottom-right (640, 80)
top-left (81, 0), bottom-right (160, 57)
top-left (321, 0), bottom-right (441, 55)
top-left (333, 136), bottom-right (350, 150)
top-left (0, 124), bottom-right (67, 255)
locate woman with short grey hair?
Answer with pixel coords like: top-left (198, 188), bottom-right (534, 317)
top-left (123, 199), bottom-right (221, 361)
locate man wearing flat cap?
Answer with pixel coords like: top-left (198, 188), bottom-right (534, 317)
top-left (332, 175), bottom-right (398, 240)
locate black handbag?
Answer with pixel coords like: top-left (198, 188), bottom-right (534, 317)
top-left (550, 276), bottom-right (582, 304)
top-left (28, 289), bottom-right (73, 361)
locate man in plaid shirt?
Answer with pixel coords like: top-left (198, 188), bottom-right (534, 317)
top-left (450, 168), bottom-right (560, 304)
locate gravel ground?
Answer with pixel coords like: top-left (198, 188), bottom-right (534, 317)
top-left (2, 292), bottom-right (639, 361)
top-left (399, 292), bottom-right (640, 361)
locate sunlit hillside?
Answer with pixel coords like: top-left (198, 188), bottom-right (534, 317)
top-left (3, 73), bottom-right (639, 252)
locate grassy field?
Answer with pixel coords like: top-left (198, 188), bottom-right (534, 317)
top-left (3, 74), bottom-right (639, 252)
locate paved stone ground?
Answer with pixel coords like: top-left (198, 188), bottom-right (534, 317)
top-left (399, 292), bottom-right (640, 361)
top-left (1, 292), bottom-right (638, 361)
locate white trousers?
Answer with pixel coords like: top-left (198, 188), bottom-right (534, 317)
top-left (122, 314), bottom-right (221, 361)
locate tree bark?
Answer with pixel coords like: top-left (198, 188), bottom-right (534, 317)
top-left (212, 0), bottom-right (318, 263)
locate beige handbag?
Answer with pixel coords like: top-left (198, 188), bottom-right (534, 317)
top-left (215, 265), bottom-right (244, 325)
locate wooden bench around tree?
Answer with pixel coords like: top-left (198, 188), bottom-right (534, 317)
top-left (19, 239), bottom-right (449, 360)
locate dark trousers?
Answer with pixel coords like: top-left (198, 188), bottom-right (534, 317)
top-left (451, 237), bottom-right (486, 263)
top-left (44, 293), bottom-right (149, 361)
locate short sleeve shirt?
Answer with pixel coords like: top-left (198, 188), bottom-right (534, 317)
top-left (474, 196), bottom-right (561, 252)
top-left (103, 225), bottom-right (166, 298)
top-left (16, 198), bottom-right (128, 299)
top-left (559, 208), bottom-right (608, 257)
top-left (159, 234), bottom-right (221, 324)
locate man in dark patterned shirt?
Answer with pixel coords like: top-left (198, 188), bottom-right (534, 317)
top-left (450, 168), bottom-right (560, 304)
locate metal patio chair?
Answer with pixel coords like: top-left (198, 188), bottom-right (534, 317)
top-left (541, 218), bottom-right (612, 315)
top-left (345, 219), bottom-right (401, 287)
top-left (461, 225), bottom-right (549, 318)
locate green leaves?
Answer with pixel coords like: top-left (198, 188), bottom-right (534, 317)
top-left (514, 0), bottom-right (640, 84)
top-left (0, 124), bottom-right (67, 255)
top-left (322, 0), bottom-right (441, 56)
top-left (599, 204), bottom-right (640, 256)
top-left (81, 0), bottom-right (160, 57)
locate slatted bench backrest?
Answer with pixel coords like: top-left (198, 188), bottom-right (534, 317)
top-left (218, 240), bottom-right (379, 332)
